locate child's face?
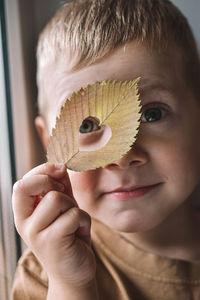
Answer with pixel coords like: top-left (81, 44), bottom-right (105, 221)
top-left (39, 42), bottom-right (200, 233)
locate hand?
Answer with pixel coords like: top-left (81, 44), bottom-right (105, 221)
top-left (12, 163), bottom-right (96, 288)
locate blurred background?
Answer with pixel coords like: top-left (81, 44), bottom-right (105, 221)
top-left (0, 0), bottom-right (199, 299)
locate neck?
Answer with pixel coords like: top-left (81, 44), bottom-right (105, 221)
top-left (121, 200), bottom-right (200, 262)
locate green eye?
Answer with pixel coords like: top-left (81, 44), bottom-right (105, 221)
top-left (79, 118), bottom-right (100, 133)
top-left (141, 107), bottom-right (167, 122)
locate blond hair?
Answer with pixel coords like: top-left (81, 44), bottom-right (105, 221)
top-left (37, 0), bottom-right (200, 115)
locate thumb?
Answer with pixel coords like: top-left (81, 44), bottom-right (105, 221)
top-left (59, 169), bottom-right (75, 202)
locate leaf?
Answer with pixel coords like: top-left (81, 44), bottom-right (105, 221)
top-left (47, 79), bottom-right (141, 171)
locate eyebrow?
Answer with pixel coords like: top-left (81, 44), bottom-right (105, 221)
top-left (139, 79), bottom-right (172, 92)
top-left (137, 82), bottom-right (179, 111)
top-left (139, 81), bottom-right (175, 98)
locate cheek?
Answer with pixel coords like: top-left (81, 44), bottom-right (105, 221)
top-left (153, 135), bottom-right (200, 197)
top-left (68, 170), bottom-right (100, 209)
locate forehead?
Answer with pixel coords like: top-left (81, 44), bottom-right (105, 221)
top-left (44, 42), bottom-right (185, 130)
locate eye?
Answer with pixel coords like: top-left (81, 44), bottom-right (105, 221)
top-left (79, 117), bottom-right (100, 133)
top-left (141, 107), bottom-right (167, 123)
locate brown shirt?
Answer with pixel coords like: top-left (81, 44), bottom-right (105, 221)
top-left (11, 219), bottom-right (200, 299)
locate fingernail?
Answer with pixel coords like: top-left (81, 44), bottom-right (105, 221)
top-left (54, 163), bottom-right (65, 171)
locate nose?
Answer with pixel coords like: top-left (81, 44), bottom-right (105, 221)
top-left (103, 143), bottom-right (149, 170)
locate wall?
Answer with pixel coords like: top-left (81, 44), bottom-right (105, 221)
top-left (172, 0), bottom-right (200, 49)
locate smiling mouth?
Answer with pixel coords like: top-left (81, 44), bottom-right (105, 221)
top-left (103, 183), bottom-right (162, 200)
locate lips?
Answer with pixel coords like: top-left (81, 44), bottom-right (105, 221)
top-left (103, 183), bottom-right (162, 200)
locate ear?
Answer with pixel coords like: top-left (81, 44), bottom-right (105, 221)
top-left (35, 116), bottom-right (50, 150)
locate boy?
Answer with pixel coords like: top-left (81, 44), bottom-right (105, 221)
top-left (12, 0), bottom-right (200, 299)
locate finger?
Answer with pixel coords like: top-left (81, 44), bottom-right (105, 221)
top-left (23, 163), bottom-right (66, 180)
top-left (12, 175), bottom-right (65, 221)
top-left (56, 170), bottom-right (74, 199)
top-left (23, 163), bottom-right (74, 199)
top-left (25, 191), bottom-right (76, 234)
top-left (19, 174), bottom-right (65, 196)
top-left (45, 207), bottom-right (91, 245)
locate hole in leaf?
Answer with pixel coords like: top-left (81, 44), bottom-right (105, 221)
top-left (79, 116), bottom-right (112, 151)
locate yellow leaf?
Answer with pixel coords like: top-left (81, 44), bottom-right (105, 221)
top-left (47, 79), bottom-right (141, 171)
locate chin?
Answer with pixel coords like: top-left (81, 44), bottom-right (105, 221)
top-left (101, 212), bottom-right (164, 233)
top-left (101, 217), bottom-right (148, 233)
